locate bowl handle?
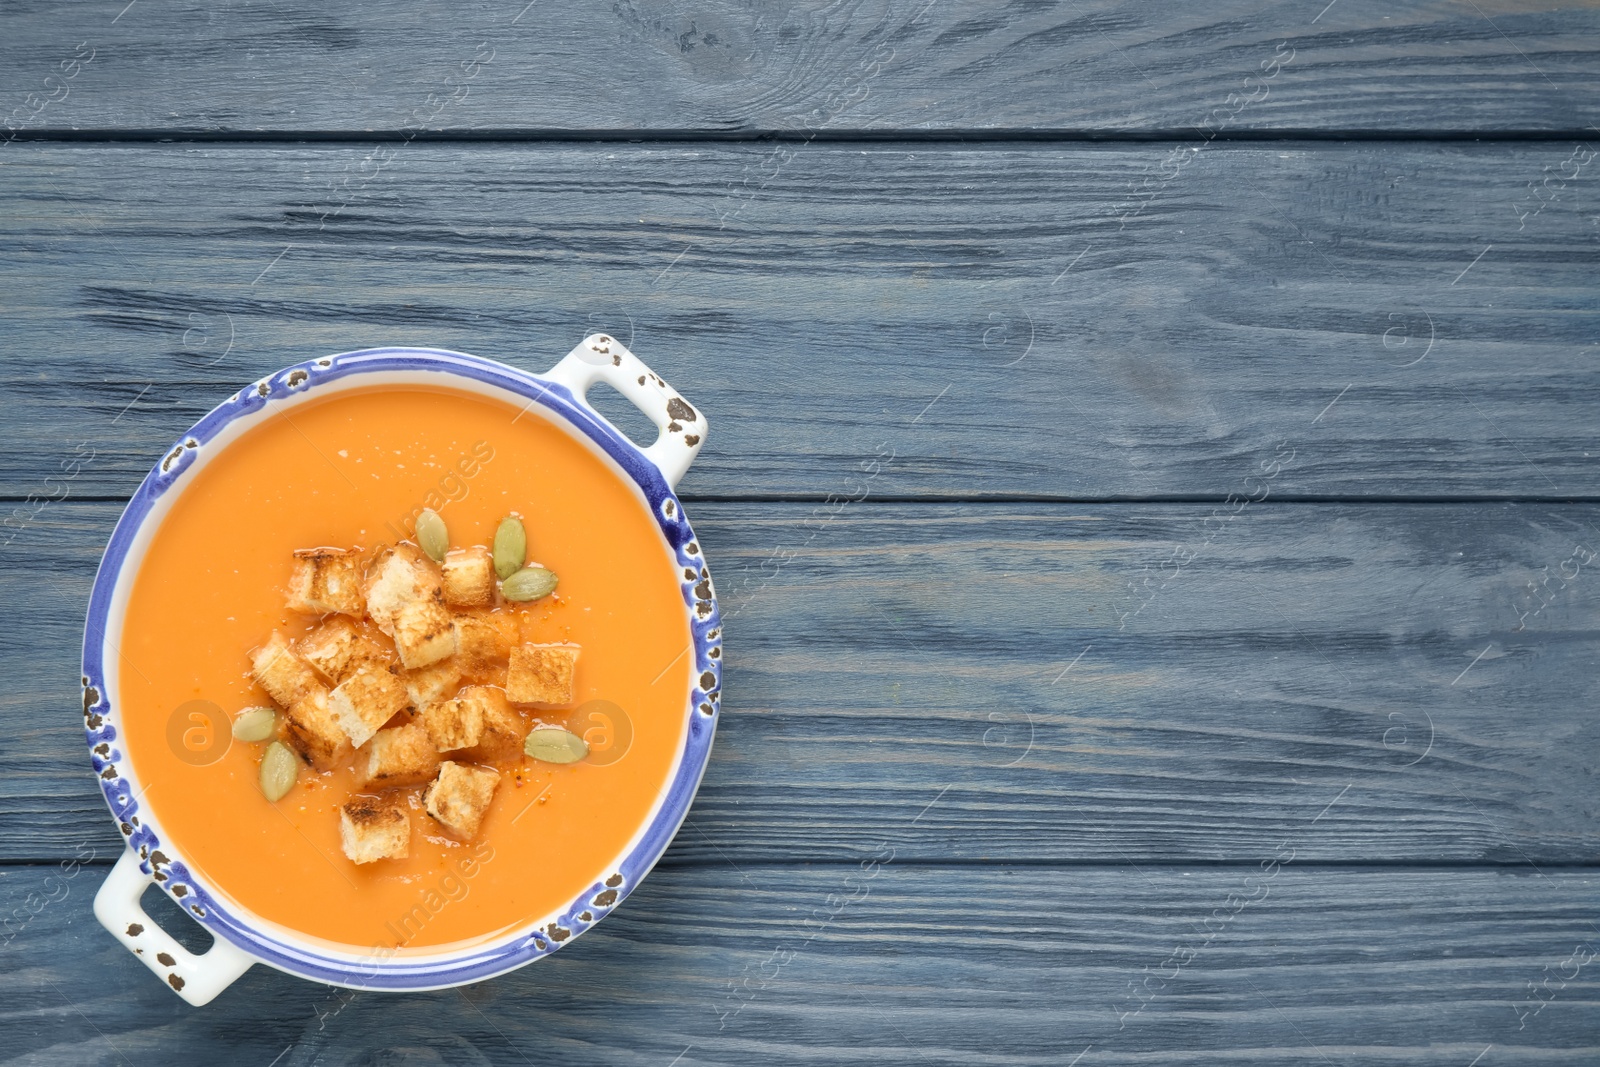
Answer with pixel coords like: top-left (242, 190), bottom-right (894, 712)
top-left (543, 334), bottom-right (708, 490)
top-left (93, 849), bottom-right (255, 1007)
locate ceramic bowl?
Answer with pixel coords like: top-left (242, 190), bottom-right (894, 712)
top-left (83, 335), bottom-right (721, 1005)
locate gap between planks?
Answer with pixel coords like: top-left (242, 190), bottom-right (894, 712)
top-left (4, 858), bottom-right (1598, 871)
top-left (10, 495), bottom-right (1600, 506)
top-left (3, 128), bottom-right (1598, 146)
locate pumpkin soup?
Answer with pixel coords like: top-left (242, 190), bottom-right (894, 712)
top-left (116, 385), bottom-right (692, 950)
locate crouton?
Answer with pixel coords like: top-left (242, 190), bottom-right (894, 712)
top-left (362, 544), bottom-right (442, 630)
top-left (360, 544), bottom-right (457, 668)
top-left (296, 617), bottom-right (391, 683)
top-left (283, 688), bottom-right (351, 771)
top-left (454, 610), bottom-right (519, 676)
top-left (403, 656), bottom-right (461, 708)
top-left (392, 598), bottom-right (458, 669)
top-left (441, 546), bottom-right (494, 608)
top-left (420, 694), bottom-right (483, 753)
top-left (362, 550), bottom-right (412, 630)
top-left (421, 685), bottom-right (522, 758)
top-left (251, 631), bottom-right (323, 707)
top-left (460, 686), bottom-right (525, 762)
top-left (339, 796), bottom-right (410, 864)
top-left (424, 761), bottom-right (500, 840)
top-left (357, 722), bottom-right (440, 789)
top-left (328, 663), bottom-right (410, 748)
top-left (286, 548), bottom-right (365, 617)
top-left (506, 643), bottom-right (579, 706)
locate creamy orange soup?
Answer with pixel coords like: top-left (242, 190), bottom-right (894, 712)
top-left (117, 385), bottom-right (691, 950)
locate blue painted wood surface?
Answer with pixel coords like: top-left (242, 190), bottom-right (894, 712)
top-left (1, 1), bottom-right (1596, 133)
top-left (3, 143), bottom-right (1599, 500)
top-left (2, 864), bottom-right (1595, 1065)
top-left (7, 500), bottom-right (1599, 866)
top-left (1, 2), bottom-right (1597, 1064)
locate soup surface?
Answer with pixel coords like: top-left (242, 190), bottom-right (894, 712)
top-left (117, 383), bottom-right (692, 950)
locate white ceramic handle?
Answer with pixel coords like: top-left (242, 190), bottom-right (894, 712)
top-left (94, 850), bottom-right (255, 1007)
top-left (542, 334), bottom-right (708, 489)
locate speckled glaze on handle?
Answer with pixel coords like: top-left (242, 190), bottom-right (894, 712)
top-left (543, 333), bottom-right (708, 489)
top-left (93, 850), bottom-right (256, 1006)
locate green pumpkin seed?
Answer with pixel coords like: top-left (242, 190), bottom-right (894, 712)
top-left (416, 507), bottom-right (449, 561)
top-left (232, 707), bottom-right (277, 742)
top-left (493, 516), bottom-right (527, 579)
top-left (260, 741), bottom-right (299, 802)
top-left (501, 565), bottom-right (558, 602)
top-left (524, 726), bottom-right (588, 764)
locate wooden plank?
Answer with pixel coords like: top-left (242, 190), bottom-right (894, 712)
top-left (3, 142), bottom-right (1599, 501)
top-left (1, 863), bottom-right (1594, 1064)
top-left (2, 1), bottom-right (1597, 134)
top-left (7, 500), bottom-right (1598, 865)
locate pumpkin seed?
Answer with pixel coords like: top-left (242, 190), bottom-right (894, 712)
top-left (231, 707), bottom-right (277, 742)
top-left (493, 516), bottom-right (527, 579)
top-left (260, 741), bottom-right (299, 802)
top-left (416, 508), bottom-right (448, 561)
top-left (501, 565), bottom-right (558, 602)
top-left (524, 726), bottom-right (588, 764)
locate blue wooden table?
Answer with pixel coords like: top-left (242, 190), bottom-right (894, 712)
top-left (2, 2), bottom-right (1597, 1063)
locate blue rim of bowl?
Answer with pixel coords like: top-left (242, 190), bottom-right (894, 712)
top-left (81, 348), bottom-right (722, 989)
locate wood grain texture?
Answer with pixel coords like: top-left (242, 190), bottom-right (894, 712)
top-left (3, 142), bottom-right (1599, 501)
top-left (2, 1), bottom-right (1598, 134)
top-left (1, 863), bottom-right (1595, 1065)
top-left (6, 500), bottom-right (1596, 865)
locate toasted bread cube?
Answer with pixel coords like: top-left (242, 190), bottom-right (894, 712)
top-left (362, 544), bottom-right (443, 630)
top-left (283, 688), bottom-right (350, 771)
top-left (392, 598), bottom-right (459, 669)
top-left (287, 548), bottom-right (366, 617)
top-left (461, 686), bottom-right (525, 762)
top-left (442, 546), bottom-right (495, 608)
top-left (424, 761), bottom-right (500, 840)
top-left (251, 631), bottom-right (323, 707)
top-left (420, 695), bottom-right (483, 753)
top-left (357, 722), bottom-right (440, 789)
top-left (339, 796), bottom-right (410, 864)
top-left (364, 544), bottom-right (456, 668)
top-left (454, 610), bottom-right (520, 676)
top-left (404, 656), bottom-right (461, 707)
top-left (329, 663), bottom-right (409, 748)
top-left (296, 617), bottom-right (391, 683)
top-left (506, 643), bottom-right (579, 706)
top-left (362, 549), bottom-right (412, 630)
